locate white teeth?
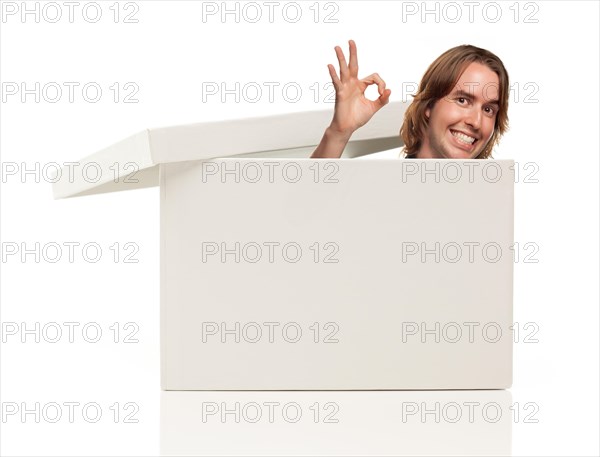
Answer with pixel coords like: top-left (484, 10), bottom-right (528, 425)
top-left (451, 130), bottom-right (476, 145)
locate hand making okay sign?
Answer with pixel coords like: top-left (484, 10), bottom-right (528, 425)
top-left (327, 39), bottom-right (392, 136)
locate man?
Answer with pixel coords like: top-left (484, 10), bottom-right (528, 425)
top-left (310, 40), bottom-right (509, 159)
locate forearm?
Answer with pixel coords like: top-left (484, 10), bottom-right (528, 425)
top-left (310, 126), bottom-right (353, 159)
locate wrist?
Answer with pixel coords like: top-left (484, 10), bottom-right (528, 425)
top-left (325, 125), bottom-right (354, 143)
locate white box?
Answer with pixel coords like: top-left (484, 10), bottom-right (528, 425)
top-left (54, 102), bottom-right (513, 390)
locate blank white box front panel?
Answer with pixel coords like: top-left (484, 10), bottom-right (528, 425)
top-left (160, 159), bottom-right (514, 390)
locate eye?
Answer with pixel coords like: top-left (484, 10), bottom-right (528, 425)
top-left (457, 97), bottom-right (468, 104)
top-left (484, 106), bottom-right (497, 116)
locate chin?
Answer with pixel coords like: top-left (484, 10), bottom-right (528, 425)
top-left (444, 149), bottom-right (475, 159)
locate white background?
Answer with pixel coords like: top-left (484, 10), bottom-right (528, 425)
top-left (1, 0), bottom-right (598, 455)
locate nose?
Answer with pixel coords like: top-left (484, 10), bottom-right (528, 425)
top-left (464, 107), bottom-right (482, 130)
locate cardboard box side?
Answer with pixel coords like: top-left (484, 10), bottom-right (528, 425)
top-left (508, 163), bottom-right (515, 389)
top-left (148, 102), bottom-right (406, 164)
top-left (160, 159), bottom-right (515, 390)
top-left (52, 129), bottom-right (154, 199)
top-left (160, 163), bottom-right (168, 390)
top-left (224, 137), bottom-right (402, 159)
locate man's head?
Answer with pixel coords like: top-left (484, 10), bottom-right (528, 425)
top-left (400, 45), bottom-right (509, 159)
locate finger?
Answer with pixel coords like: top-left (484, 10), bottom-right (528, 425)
top-left (347, 39), bottom-right (358, 77)
top-left (361, 73), bottom-right (386, 95)
top-left (334, 45), bottom-right (349, 80)
top-left (373, 88), bottom-right (391, 110)
top-left (327, 64), bottom-right (341, 90)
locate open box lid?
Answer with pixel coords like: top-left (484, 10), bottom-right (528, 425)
top-left (53, 101), bottom-right (407, 199)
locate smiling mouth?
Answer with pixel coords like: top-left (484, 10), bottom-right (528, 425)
top-left (450, 129), bottom-right (478, 146)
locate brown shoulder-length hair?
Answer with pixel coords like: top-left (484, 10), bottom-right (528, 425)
top-left (400, 45), bottom-right (509, 159)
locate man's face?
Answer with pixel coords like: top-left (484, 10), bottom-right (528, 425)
top-left (418, 62), bottom-right (500, 159)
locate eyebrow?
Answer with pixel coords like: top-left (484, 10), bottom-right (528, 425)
top-left (451, 89), bottom-right (500, 107)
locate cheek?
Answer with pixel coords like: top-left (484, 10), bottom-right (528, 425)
top-left (430, 104), bottom-right (456, 127)
top-left (483, 118), bottom-right (496, 138)
top-left (437, 104), bottom-right (464, 126)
